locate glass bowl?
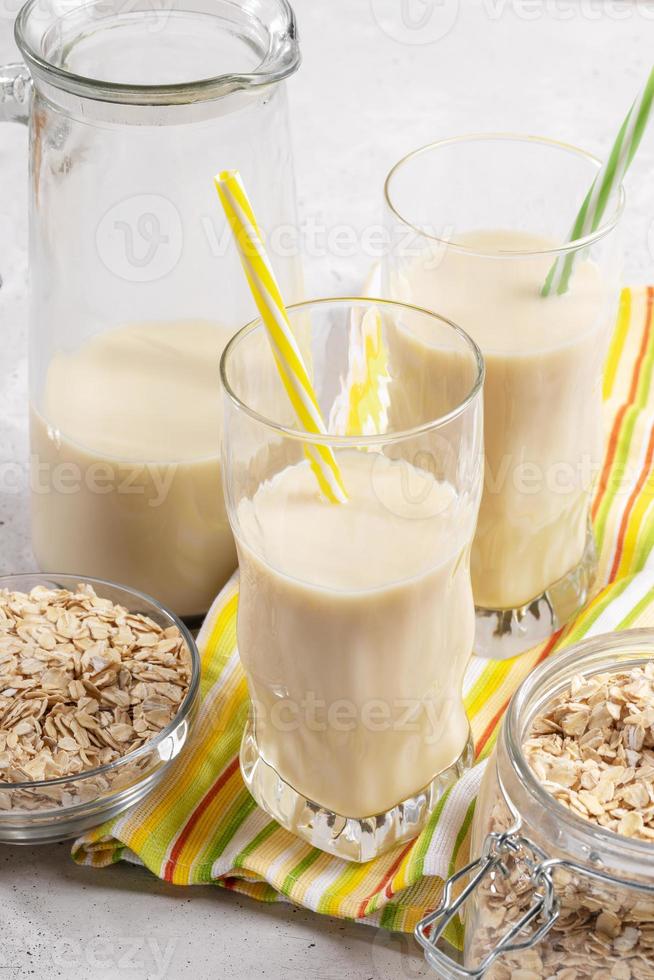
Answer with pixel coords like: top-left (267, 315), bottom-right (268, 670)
top-left (0, 573), bottom-right (201, 844)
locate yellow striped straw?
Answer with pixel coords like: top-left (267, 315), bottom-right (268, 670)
top-left (214, 170), bottom-right (347, 504)
top-left (329, 307), bottom-right (390, 437)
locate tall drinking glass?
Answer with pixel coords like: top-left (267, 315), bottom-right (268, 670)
top-left (383, 135), bottom-right (624, 659)
top-left (221, 297), bottom-right (484, 862)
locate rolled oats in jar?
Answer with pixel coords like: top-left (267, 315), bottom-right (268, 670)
top-left (416, 631), bottom-right (654, 980)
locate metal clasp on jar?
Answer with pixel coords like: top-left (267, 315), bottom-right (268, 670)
top-left (416, 827), bottom-right (654, 978)
top-left (415, 829), bottom-right (560, 979)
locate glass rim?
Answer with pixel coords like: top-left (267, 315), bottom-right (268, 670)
top-left (504, 629), bottom-right (654, 868)
top-left (384, 132), bottom-right (626, 257)
top-left (219, 296), bottom-right (485, 447)
top-left (0, 572), bottom-right (201, 794)
top-left (14, 0), bottom-right (300, 105)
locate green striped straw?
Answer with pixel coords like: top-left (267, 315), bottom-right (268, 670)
top-left (543, 65), bottom-right (654, 297)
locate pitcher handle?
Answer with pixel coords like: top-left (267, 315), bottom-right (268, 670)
top-left (0, 63), bottom-right (32, 124)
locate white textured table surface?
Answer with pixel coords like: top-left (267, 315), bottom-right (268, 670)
top-left (2, 2), bottom-right (654, 977)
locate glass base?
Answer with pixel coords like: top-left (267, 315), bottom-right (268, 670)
top-left (474, 524), bottom-right (598, 661)
top-left (240, 721), bottom-right (475, 863)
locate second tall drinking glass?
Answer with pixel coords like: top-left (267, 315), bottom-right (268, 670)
top-left (221, 298), bottom-right (484, 861)
top-left (383, 134), bottom-right (624, 658)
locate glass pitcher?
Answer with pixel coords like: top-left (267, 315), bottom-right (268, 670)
top-left (0, 0), bottom-right (302, 621)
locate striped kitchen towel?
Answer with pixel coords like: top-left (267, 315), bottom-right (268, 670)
top-left (73, 286), bottom-right (654, 935)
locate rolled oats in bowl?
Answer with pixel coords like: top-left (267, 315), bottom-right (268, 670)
top-left (415, 631), bottom-right (654, 980)
top-left (0, 574), bottom-right (199, 844)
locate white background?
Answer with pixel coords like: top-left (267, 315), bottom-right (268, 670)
top-left (1, 1), bottom-right (654, 977)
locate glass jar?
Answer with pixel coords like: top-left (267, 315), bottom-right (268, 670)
top-left (221, 297), bottom-right (484, 862)
top-left (1, 0), bottom-right (302, 620)
top-left (382, 135), bottom-right (624, 659)
top-left (416, 630), bottom-right (654, 979)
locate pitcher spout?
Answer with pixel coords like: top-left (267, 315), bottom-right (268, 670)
top-left (14, 0), bottom-right (300, 106)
